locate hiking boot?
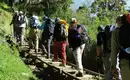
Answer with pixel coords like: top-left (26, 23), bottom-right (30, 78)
top-left (76, 72), bottom-right (83, 77)
top-left (46, 55), bottom-right (50, 59)
top-left (59, 64), bottom-right (66, 67)
top-left (35, 49), bottom-right (38, 53)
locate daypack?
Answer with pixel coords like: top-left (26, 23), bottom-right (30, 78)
top-left (54, 22), bottom-right (67, 41)
top-left (103, 25), bottom-right (116, 53)
top-left (77, 24), bottom-right (89, 43)
top-left (18, 15), bottom-right (26, 24)
top-left (68, 24), bottom-right (88, 49)
top-left (30, 16), bottom-right (40, 28)
top-left (43, 18), bottom-right (54, 37)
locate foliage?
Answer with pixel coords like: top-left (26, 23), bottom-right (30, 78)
top-left (0, 39), bottom-right (37, 80)
top-left (0, 3), bottom-right (37, 80)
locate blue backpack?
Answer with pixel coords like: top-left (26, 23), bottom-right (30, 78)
top-left (30, 16), bottom-right (40, 28)
top-left (43, 18), bottom-right (54, 37)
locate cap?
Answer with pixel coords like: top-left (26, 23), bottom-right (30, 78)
top-left (71, 18), bottom-right (77, 23)
top-left (55, 18), bottom-right (60, 23)
top-left (19, 11), bottom-right (23, 14)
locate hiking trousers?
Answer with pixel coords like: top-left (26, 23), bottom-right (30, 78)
top-left (102, 53), bottom-right (122, 80)
top-left (53, 41), bottom-right (67, 65)
top-left (29, 28), bottom-right (39, 51)
top-left (73, 43), bottom-right (85, 73)
top-left (102, 53), bottom-right (112, 80)
top-left (42, 36), bottom-right (53, 58)
top-left (120, 59), bottom-right (130, 80)
top-left (16, 27), bottom-right (25, 45)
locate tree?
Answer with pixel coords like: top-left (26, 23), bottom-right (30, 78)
top-left (17, 0), bottom-right (72, 18)
top-left (90, 0), bottom-right (127, 23)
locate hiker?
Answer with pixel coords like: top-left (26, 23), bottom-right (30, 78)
top-left (17, 11), bottom-right (28, 45)
top-left (96, 25), bottom-right (104, 74)
top-left (97, 24), bottom-right (122, 80)
top-left (111, 14), bottom-right (130, 80)
top-left (10, 11), bottom-right (19, 43)
top-left (68, 18), bottom-right (89, 77)
top-left (53, 18), bottom-right (68, 66)
top-left (96, 25), bottom-right (114, 80)
top-left (28, 13), bottom-right (40, 53)
top-left (40, 17), bottom-right (54, 58)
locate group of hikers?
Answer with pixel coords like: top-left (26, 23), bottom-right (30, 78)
top-left (10, 11), bottom-right (130, 80)
top-left (96, 14), bottom-right (130, 80)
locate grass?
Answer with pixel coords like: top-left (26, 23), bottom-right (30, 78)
top-left (0, 41), bottom-right (37, 80)
top-left (0, 3), bottom-right (38, 80)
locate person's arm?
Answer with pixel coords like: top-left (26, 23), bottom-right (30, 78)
top-left (96, 33), bottom-right (102, 56)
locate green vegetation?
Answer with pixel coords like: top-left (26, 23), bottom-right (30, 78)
top-left (13, 0), bottom-right (128, 41)
top-left (0, 1), bottom-right (129, 79)
top-left (0, 41), bottom-right (37, 80)
top-left (0, 3), bottom-right (37, 80)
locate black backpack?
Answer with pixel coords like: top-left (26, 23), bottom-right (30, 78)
top-left (54, 22), bottom-right (67, 41)
top-left (103, 25), bottom-right (116, 53)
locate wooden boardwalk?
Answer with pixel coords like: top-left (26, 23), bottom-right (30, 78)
top-left (21, 45), bottom-right (104, 80)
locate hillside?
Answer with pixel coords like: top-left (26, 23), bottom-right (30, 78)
top-left (0, 3), bottom-right (37, 80)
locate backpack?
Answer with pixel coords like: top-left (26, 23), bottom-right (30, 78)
top-left (18, 15), bottom-right (26, 24)
top-left (54, 22), bottom-right (67, 40)
top-left (77, 24), bottom-right (89, 43)
top-left (30, 16), bottom-right (40, 28)
top-left (103, 25), bottom-right (116, 53)
top-left (42, 18), bottom-right (54, 37)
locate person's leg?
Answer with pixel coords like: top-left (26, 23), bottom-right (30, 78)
top-left (53, 41), bottom-right (59, 61)
top-left (47, 36), bottom-right (53, 58)
top-left (120, 59), bottom-right (130, 80)
top-left (16, 27), bottom-right (20, 43)
top-left (28, 28), bottom-right (34, 49)
top-left (35, 29), bottom-right (39, 53)
top-left (78, 44), bottom-right (85, 73)
top-left (102, 53), bottom-right (111, 80)
top-left (60, 41), bottom-right (67, 65)
top-left (20, 27), bottom-right (25, 45)
top-left (73, 46), bottom-right (83, 73)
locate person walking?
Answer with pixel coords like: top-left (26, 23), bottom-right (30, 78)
top-left (96, 25), bottom-right (114, 80)
top-left (53, 18), bottom-right (68, 66)
top-left (10, 11), bottom-right (19, 43)
top-left (111, 14), bottom-right (130, 80)
top-left (68, 18), bottom-right (89, 77)
top-left (40, 17), bottom-right (54, 58)
top-left (28, 13), bottom-right (40, 53)
top-left (17, 11), bottom-right (28, 45)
